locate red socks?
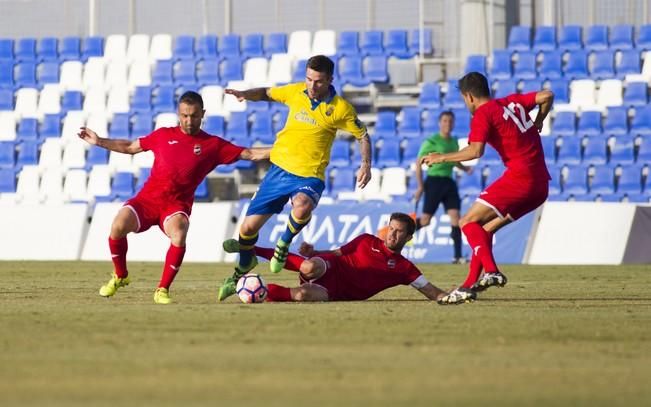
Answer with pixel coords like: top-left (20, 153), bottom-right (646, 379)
top-left (108, 237), bottom-right (128, 278)
top-left (253, 246), bottom-right (305, 272)
top-left (158, 244), bottom-right (186, 289)
top-left (461, 223), bottom-right (499, 275)
top-left (267, 283), bottom-right (292, 301)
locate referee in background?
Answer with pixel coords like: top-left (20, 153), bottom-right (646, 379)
top-left (414, 110), bottom-right (472, 264)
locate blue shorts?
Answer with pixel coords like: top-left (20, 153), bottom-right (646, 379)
top-left (246, 164), bottom-right (325, 216)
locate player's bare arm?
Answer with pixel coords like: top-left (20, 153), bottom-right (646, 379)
top-left (420, 141), bottom-right (485, 166)
top-left (533, 90), bottom-right (554, 132)
top-left (356, 134), bottom-right (372, 188)
top-left (417, 282), bottom-right (448, 301)
top-left (240, 147), bottom-right (271, 162)
top-left (298, 242), bottom-right (343, 258)
top-left (78, 127), bottom-right (143, 155)
top-left (224, 87), bottom-right (271, 102)
top-left (413, 154), bottom-right (425, 202)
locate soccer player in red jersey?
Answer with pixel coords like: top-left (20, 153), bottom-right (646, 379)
top-left (78, 91), bottom-right (270, 304)
top-left (420, 72), bottom-right (554, 304)
top-left (223, 213), bottom-right (458, 303)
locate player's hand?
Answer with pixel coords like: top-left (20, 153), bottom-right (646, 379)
top-left (77, 127), bottom-right (99, 145)
top-left (356, 164), bottom-right (372, 189)
top-left (534, 119), bottom-right (544, 133)
top-left (299, 242), bottom-right (315, 257)
top-left (413, 186), bottom-right (424, 203)
top-left (420, 153), bottom-right (443, 166)
top-left (224, 88), bottom-right (246, 102)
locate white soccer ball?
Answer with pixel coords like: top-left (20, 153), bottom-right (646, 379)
top-left (236, 273), bottom-right (268, 303)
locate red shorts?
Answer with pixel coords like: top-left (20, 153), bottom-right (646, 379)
top-left (477, 169), bottom-right (548, 220)
top-left (298, 255), bottom-right (342, 301)
top-left (124, 193), bottom-right (191, 233)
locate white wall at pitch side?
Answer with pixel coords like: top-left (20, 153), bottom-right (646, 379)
top-left (0, 203), bottom-right (90, 260)
top-left (528, 202), bottom-right (637, 265)
top-left (80, 202), bottom-right (238, 262)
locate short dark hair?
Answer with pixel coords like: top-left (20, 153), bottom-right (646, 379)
top-left (179, 91), bottom-right (204, 110)
top-left (306, 55), bottom-right (335, 77)
top-left (438, 110), bottom-right (455, 121)
top-left (390, 212), bottom-right (416, 236)
top-left (458, 72), bottom-right (491, 98)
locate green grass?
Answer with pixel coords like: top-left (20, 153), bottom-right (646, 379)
top-left (1, 262), bottom-right (650, 407)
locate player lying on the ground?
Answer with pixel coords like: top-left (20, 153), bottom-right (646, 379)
top-left (223, 212), bottom-right (473, 304)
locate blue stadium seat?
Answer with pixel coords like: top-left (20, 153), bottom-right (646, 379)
top-left (617, 164), bottom-right (643, 194)
top-left (0, 61), bottom-right (12, 89)
top-left (61, 90), bottom-right (82, 114)
top-left (112, 172), bottom-right (134, 201)
top-left (173, 60), bottom-right (197, 86)
top-left (273, 107), bottom-right (288, 133)
top-left (610, 24), bottom-right (634, 50)
top-left (109, 113), bottom-right (130, 139)
top-left (494, 79), bottom-right (517, 98)
top-left (443, 80), bottom-right (465, 109)
top-left (81, 36), bottom-right (103, 61)
top-left (15, 62), bottom-right (37, 88)
top-left (397, 107), bottom-right (422, 139)
top-left (563, 50), bottom-right (588, 80)
top-left (0, 39), bottom-right (13, 61)
top-left (360, 31), bottom-right (384, 56)
top-left (135, 167), bottom-right (151, 190)
top-left (533, 26), bottom-right (557, 52)
top-left (152, 85), bottom-right (175, 114)
top-left (37, 37), bottom-right (58, 62)
top-left (265, 33), bottom-right (287, 56)
top-left (577, 110), bottom-right (602, 136)
top-left (219, 57), bottom-right (243, 85)
top-left (15, 38), bottom-right (36, 62)
top-left (483, 165), bottom-right (504, 187)
top-left (402, 138), bottom-right (422, 166)
top-left (452, 108), bottom-right (471, 135)
top-left (490, 49), bottom-right (512, 80)
top-left (242, 33), bottom-right (264, 59)
top-left (541, 136), bottom-right (557, 165)
top-left (364, 55), bottom-right (388, 83)
top-left (538, 50), bottom-right (563, 80)
top-left (16, 140), bottom-right (38, 170)
top-left (173, 35), bottom-right (195, 61)
top-left (513, 51), bottom-right (537, 80)
top-left (520, 79), bottom-right (542, 93)
top-left (331, 167), bottom-right (356, 195)
top-left (409, 29), bottom-right (433, 55)
top-left (329, 140), bottom-right (351, 168)
top-left (250, 111), bottom-right (274, 144)
top-left (337, 31), bottom-right (359, 57)
top-left (604, 106), bottom-right (628, 136)
top-left (0, 142), bottom-right (15, 169)
top-left (0, 167), bottom-right (16, 192)
top-left (590, 50), bottom-right (615, 79)
top-left (191, 178), bottom-right (208, 200)
top-left (645, 171), bottom-right (651, 196)
top-left (582, 135), bottom-right (608, 165)
top-left (197, 34), bottom-right (218, 60)
top-left (623, 193), bottom-right (648, 203)
top-left (637, 135), bottom-right (651, 163)
top-left (131, 113), bottom-right (153, 139)
top-left (610, 135), bottom-right (635, 165)
top-left (152, 59), bottom-right (174, 86)
top-left (479, 145), bottom-right (502, 166)
top-left (617, 49), bottom-right (641, 78)
top-left (563, 165), bottom-right (589, 195)
top-left (556, 136), bottom-right (582, 165)
top-left (291, 59), bottom-right (307, 83)
top-left (219, 34), bottom-right (241, 58)
top-left (59, 36), bottom-right (81, 61)
top-left (636, 24), bottom-right (651, 50)
top-left (559, 25), bottom-right (583, 51)
top-left (246, 100), bottom-right (269, 114)
top-left (338, 56), bottom-right (369, 87)
top-left (130, 86), bottom-right (152, 114)
top-left (585, 25), bottom-right (609, 51)
top-left (465, 54), bottom-right (487, 76)
top-left (458, 170), bottom-right (483, 196)
top-left (374, 111), bottom-right (397, 138)
top-left (552, 111), bottom-right (577, 136)
top-left (385, 30), bottom-right (410, 58)
top-left (0, 88), bottom-right (13, 110)
top-left (376, 138), bottom-right (401, 168)
top-left (418, 82), bottom-right (441, 110)
top-left (422, 110), bottom-right (441, 135)
top-left (508, 26), bottom-right (531, 51)
top-left (40, 114), bottom-right (60, 138)
top-left (623, 81), bottom-right (648, 107)
top-left (38, 61), bottom-right (60, 86)
top-left (17, 118), bottom-right (38, 142)
top-left (196, 59), bottom-right (220, 86)
top-left (547, 165), bottom-right (562, 195)
top-left (226, 111), bottom-right (248, 140)
top-left (630, 106), bottom-right (651, 135)
top-left (203, 115), bottom-right (224, 136)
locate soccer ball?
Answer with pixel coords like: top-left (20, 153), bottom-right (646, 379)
top-left (236, 273), bottom-right (268, 303)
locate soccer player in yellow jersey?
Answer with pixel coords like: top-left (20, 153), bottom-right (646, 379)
top-left (217, 55), bottom-right (372, 301)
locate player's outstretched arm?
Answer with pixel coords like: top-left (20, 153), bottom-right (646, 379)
top-left (240, 147), bottom-right (271, 162)
top-left (356, 134), bottom-right (372, 188)
top-left (77, 127), bottom-right (143, 155)
top-left (420, 142), bottom-right (485, 166)
top-left (224, 87), bottom-right (271, 102)
top-left (417, 282), bottom-right (448, 301)
top-left (533, 90), bottom-right (554, 132)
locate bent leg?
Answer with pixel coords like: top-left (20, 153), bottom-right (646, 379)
top-left (108, 207), bottom-right (139, 278)
top-left (238, 214), bottom-right (273, 269)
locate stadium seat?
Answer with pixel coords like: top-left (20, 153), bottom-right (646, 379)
top-left (15, 165), bottom-right (41, 204)
top-left (152, 85), bottom-right (176, 114)
top-left (610, 24), bottom-right (634, 50)
top-left (399, 137), bottom-right (420, 166)
top-left (61, 140), bottom-right (87, 170)
top-left (15, 38), bottom-right (37, 62)
top-left (126, 34), bottom-right (150, 64)
top-left (490, 49), bottom-right (512, 80)
top-left (195, 58), bottom-right (220, 87)
top-left (40, 171), bottom-right (68, 205)
top-left (513, 51), bottom-right (537, 80)
top-left (360, 31), bottom-right (384, 56)
top-left (243, 33), bottom-right (265, 59)
top-left (603, 106), bottom-right (629, 136)
top-left (267, 53), bottom-right (292, 85)
top-left (551, 111), bottom-right (577, 136)
top-left (225, 111), bottom-right (248, 140)
top-left (106, 85), bottom-right (129, 117)
top-left (328, 139), bottom-right (351, 168)
top-left (152, 59), bottom-right (174, 87)
top-left (16, 140), bottom-right (38, 170)
top-left (494, 79), bottom-right (517, 98)
top-left (14, 88), bottom-right (38, 119)
top-left (174, 60), bottom-right (197, 86)
top-left (135, 167), bottom-right (151, 191)
top-left (397, 107), bottom-right (422, 139)
top-left (380, 167), bottom-right (408, 198)
top-left (364, 55), bottom-right (388, 83)
top-left (37, 37), bottom-right (58, 62)
top-left (577, 110), bottom-right (602, 136)
top-left (585, 25), bottom-right (609, 51)
top-left (62, 169), bottom-right (88, 202)
top-left (609, 135), bottom-right (635, 165)
top-left (149, 34), bottom-right (173, 61)
top-left (80, 57), bottom-right (104, 91)
top-left (287, 31), bottom-right (312, 61)
top-left (418, 82), bottom-right (441, 110)
top-left (311, 30), bottom-right (336, 57)
top-left (0, 167), bottom-right (16, 196)
top-left (82, 87), bottom-right (107, 116)
top-left (17, 117), bottom-right (39, 142)
top-left (458, 170), bottom-right (483, 196)
top-left (0, 112), bottom-right (16, 142)
top-left (330, 167), bottom-right (356, 196)
top-left (338, 56), bottom-right (369, 87)
top-left (623, 81), bottom-right (648, 106)
top-left (484, 165), bottom-right (503, 186)
top-left (630, 106), bottom-right (651, 135)
top-left (337, 31), bottom-right (360, 57)
top-left (111, 171), bottom-right (134, 200)
top-left (60, 110), bottom-right (86, 143)
top-left (0, 88), bottom-right (12, 111)
top-left (59, 36), bottom-right (81, 62)
top-left (85, 114), bottom-right (108, 140)
top-left (409, 29), bottom-right (433, 55)
top-left (637, 135), bottom-right (651, 163)
top-left (590, 50), bottom-right (615, 79)
top-left (376, 138), bottom-right (401, 168)
top-left (373, 111), bottom-right (397, 138)
top-left (109, 113), bottom-right (130, 139)
top-left (0, 60), bottom-right (13, 89)
top-left (200, 85), bottom-right (224, 117)
top-left (636, 24), bottom-right (651, 50)
top-left (564, 50), bottom-right (589, 80)
top-left (291, 59), bottom-right (307, 83)
top-left (38, 138), bottom-right (63, 172)
top-left (128, 86), bottom-right (151, 115)
top-left (453, 109), bottom-right (471, 135)
top-left (556, 136), bottom-right (582, 165)
top-left (563, 165), bottom-right (589, 195)
top-left (443, 79), bottom-right (465, 109)
top-left (194, 178), bottom-right (209, 200)
top-left (589, 165), bottom-right (616, 195)
top-left (197, 34), bottom-right (218, 60)
top-left (33, 60), bottom-right (59, 88)
top-left (250, 111), bottom-right (274, 144)
top-left (582, 135), bottom-right (608, 165)
top-left (243, 57), bottom-right (269, 87)
top-left (103, 60), bottom-right (130, 91)
top-left (87, 165), bottom-right (112, 201)
top-left (154, 112), bottom-right (178, 130)
top-left (15, 62), bottom-right (37, 88)
top-left (59, 60), bottom-right (83, 91)
top-left (616, 49), bottom-right (641, 79)
top-left (479, 145), bottom-right (502, 166)
top-left (541, 135), bottom-right (557, 165)
top-left (219, 57), bottom-right (243, 85)
top-left (422, 109), bottom-right (441, 135)
top-left (465, 54), bottom-right (487, 76)
top-left (595, 79), bottom-right (623, 109)
top-left (131, 112), bottom-right (154, 139)
top-left (173, 35), bottom-right (195, 60)
top-left (617, 164), bottom-right (643, 194)
top-left (533, 26), bottom-right (557, 52)
top-left (385, 30), bottom-right (411, 58)
top-left (569, 79), bottom-right (597, 110)
top-left (85, 145), bottom-right (108, 169)
top-left (547, 165), bottom-right (562, 195)
top-left (508, 26), bottom-right (531, 51)
top-left (0, 142), bottom-right (15, 169)
top-left (0, 39), bottom-right (13, 61)
top-left (104, 35), bottom-right (127, 62)
top-left (40, 114), bottom-right (61, 139)
top-left (37, 84), bottom-right (61, 117)
top-left (203, 115), bottom-right (224, 136)
top-left (107, 148), bottom-right (134, 173)
top-left (559, 25), bottom-right (583, 51)
top-left (265, 33), bottom-right (287, 56)
top-left (520, 79), bottom-right (542, 93)
top-left (81, 36), bottom-right (103, 61)
top-left (538, 50), bottom-right (563, 80)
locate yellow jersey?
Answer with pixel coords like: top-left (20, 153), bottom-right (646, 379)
top-left (267, 82), bottom-right (367, 180)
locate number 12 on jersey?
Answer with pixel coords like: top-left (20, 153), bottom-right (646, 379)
top-left (502, 102), bottom-right (534, 133)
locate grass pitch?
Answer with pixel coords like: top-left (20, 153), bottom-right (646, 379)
top-left (1, 261), bottom-right (650, 407)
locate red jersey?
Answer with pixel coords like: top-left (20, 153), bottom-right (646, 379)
top-left (469, 92), bottom-right (550, 179)
top-left (138, 127), bottom-right (244, 204)
top-left (328, 234), bottom-right (423, 301)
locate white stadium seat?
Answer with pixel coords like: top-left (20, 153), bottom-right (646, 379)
top-left (287, 30), bottom-right (312, 61)
top-left (63, 169), bottom-right (89, 202)
top-left (59, 61), bottom-right (84, 91)
top-left (244, 57), bottom-right (270, 88)
top-left (200, 85), bottom-right (225, 117)
top-left (108, 150), bottom-right (134, 174)
top-left (62, 140), bottom-right (87, 171)
top-left (39, 169), bottom-right (65, 204)
top-left (15, 165), bottom-right (41, 204)
top-left (106, 85), bottom-right (130, 117)
top-left (128, 60), bottom-right (152, 90)
top-left (87, 164), bottom-right (112, 200)
top-left (37, 84), bottom-right (62, 117)
top-left (311, 30), bottom-right (337, 57)
top-left (104, 61), bottom-right (129, 92)
top-left (596, 79), bottom-right (623, 109)
top-left (380, 167), bottom-right (408, 197)
top-left (150, 34), bottom-right (173, 62)
top-left (625, 50), bottom-right (651, 84)
top-left (132, 150), bottom-right (154, 170)
top-left (104, 34), bottom-right (128, 62)
top-left (82, 87), bottom-right (107, 116)
top-left (267, 53), bottom-right (292, 86)
top-left (154, 112), bottom-right (178, 129)
top-left (0, 112), bottom-right (17, 142)
top-left (569, 79), bottom-right (598, 112)
top-left (126, 34), bottom-right (150, 64)
top-left (60, 111), bottom-right (86, 144)
top-left (82, 57), bottom-right (106, 92)
top-left (14, 88), bottom-right (39, 119)
top-left (38, 138), bottom-right (64, 172)
top-left (86, 113), bottom-right (109, 139)
top-left (222, 80), bottom-right (248, 116)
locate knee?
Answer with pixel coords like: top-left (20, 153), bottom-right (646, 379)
top-left (240, 222), bottom-right (258, 237)
top-left (110, 219), bottom-right (130, 238)
top-left (419, 215), bottom-right (431, 227)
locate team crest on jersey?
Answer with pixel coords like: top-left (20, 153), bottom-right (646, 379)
top-left (325, 106), bottom-right (335, 116)
top-left (193, 144), bottom-right (202, 155)
top-left (387, 259), bottom-right (396, 269)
